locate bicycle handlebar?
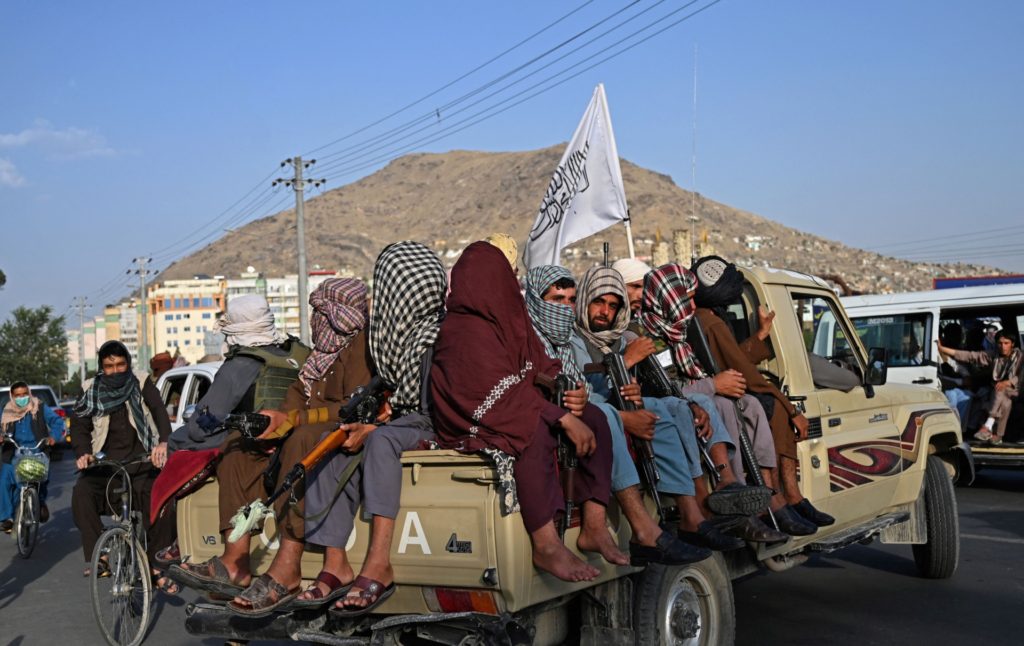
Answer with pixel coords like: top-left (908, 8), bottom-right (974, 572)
top-left (1, 435), bottom-right (49, 451)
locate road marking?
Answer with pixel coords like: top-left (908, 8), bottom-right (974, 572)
top-left (960, 532), bottom-right (1024, 545)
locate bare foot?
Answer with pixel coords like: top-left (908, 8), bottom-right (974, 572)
top-left (337, 564), bottom-right (394, 610)
top-left (532, 540), bottom-right (600, 582)
top-left (577, 527), bottom-right (629, 566)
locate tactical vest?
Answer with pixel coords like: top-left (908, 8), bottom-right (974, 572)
top-left (227, 337), bottom-right (311, 412)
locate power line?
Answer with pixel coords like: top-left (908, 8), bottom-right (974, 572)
top-left (312, 0), bottom-right (678, 176)
top-left (303, 0), bottom-right (602, 158)
top-left (317, 0), bottom-right (725, 183)
top-left (867, 222), bottom-right (1024, 252)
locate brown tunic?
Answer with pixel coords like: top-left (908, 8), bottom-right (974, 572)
top-left (216, 330), bottom-right (373, 540)
top-left (695, 307), bottom-right (799, 460)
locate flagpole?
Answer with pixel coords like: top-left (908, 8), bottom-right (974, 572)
top-left (624, 210), bottom-right (637, 259)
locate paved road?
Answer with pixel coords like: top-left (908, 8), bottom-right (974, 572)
top-left (2, 458), bottom-right (1022, 645)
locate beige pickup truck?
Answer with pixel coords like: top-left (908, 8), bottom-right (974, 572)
top-left (178, 266), bottom-right (971, 645)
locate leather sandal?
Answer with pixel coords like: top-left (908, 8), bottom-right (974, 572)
top-left (629, 531), bottom-right (711, 567)
top-left (331, 575), bottom-right (396, 617)
top-left (227, 574), bottom-right (300, 618)
top-left (168, 558), bottom-right (248, 597)
top-left (292, 571), bottom-right (353, 609)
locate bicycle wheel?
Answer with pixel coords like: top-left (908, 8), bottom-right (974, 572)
top-left (91, 526), bottom-right (153, 646)
top-left (15, 485), bottom-right (38, 559)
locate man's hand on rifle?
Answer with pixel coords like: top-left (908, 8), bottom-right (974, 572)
top-left (559, 413), bottom-right (596, 456)
top-left (995, 380), bottom-right (1011, 393)
top-left (689, 403), bottom-right (712, 440)
top-left (791, 412), bottom-right (809, 441)
top-left (619, 379), bottom-right (643, 406)
top-left (713, 369), bottom-right (747, 398)
top-left (623, 337), bottom-right (657, 369)
top-left (341, 423), bottom-right (377, 452)
top-left (563, 382), bottom-right (588, 417)
top-left (375, 402), bottom-right (393, 424)
top-left (620, 409), bottom-right (658, 441)
top-left (255, 409), bottom-right (290, 440)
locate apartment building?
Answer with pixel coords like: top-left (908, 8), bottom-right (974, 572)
top-left (147, 277), bottom-right (226, 365)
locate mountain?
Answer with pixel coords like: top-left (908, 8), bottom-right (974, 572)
top-left (158, 145), bottom-right (1002, 294)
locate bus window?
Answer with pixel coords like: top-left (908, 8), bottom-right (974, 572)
top-left (850, 313), bottom-right (932, 367)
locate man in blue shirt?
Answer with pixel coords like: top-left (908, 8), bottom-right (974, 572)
top-left (1, 381), bottom-right (63, 530)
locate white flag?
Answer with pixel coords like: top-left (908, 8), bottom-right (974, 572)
top-left (524, 83), bottom-right (630, 269)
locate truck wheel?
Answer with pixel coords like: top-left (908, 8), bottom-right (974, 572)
top-left (634, 552), bottom-right (735, 646)
top-left (912, 455), bottom-right (960, 579)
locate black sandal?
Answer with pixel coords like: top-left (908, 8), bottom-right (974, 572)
top-left (227, 574), bottom-right (300, 618)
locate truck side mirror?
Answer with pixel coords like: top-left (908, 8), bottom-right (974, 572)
top-left (865, 347), bottom-right (888, 386)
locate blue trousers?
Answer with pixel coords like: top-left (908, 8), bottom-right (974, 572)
top-left (603, 395), bottom-right (734, 497)
top-left (0, 462), bottom-right (47, 521)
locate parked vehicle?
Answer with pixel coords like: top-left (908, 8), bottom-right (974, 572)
top-left (843, 284), bottom-right (1024, 468)
top-left (154, 363), bottom-right (221, 431)
top-left (176, 267), bottom-right (969, 645)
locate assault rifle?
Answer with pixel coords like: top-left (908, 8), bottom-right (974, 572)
top-left (601, 352), bottom-right (666, 522)
top-left (633, 355), bottom-right (724, 488)
top-left (223, 411), bottom-right (272, 440)
top-left (228, 376), bottom-right (392, 541)
top-left (552, 374), bottom-right (577, 541)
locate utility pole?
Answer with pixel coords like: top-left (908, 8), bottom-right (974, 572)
top-left (73, 296), bottom-right (90, 382)
top-left (274, 157), bottom-right (324, 345)
top-left (129, 257), bottom-right (155, 367)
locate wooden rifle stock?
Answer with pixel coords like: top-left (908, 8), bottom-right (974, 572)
top-left (602, 352), bottom-right (665, 522)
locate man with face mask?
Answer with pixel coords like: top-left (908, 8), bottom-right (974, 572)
top-left (1, 382), bottom-right (64, 531)
top-left (70, 341), bottom-right (175, 580)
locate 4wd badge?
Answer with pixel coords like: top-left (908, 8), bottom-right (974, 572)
top-left (446, 533), bottom-right (473, 554)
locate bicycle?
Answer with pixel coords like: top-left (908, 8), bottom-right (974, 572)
top-left (1, 434), bottom-right (49, 559)
top-left (85, 452), bottom-right (154, 646)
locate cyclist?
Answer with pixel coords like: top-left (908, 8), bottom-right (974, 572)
top-left (1, 381), bottom-right (63, 531)
top-left (70, 340), bottom-right (175, 590)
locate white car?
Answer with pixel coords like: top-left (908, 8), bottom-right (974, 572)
top-left (155, 363), bottom-right (222, 431)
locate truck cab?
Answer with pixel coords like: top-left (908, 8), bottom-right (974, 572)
top-left (177, 267), bottom-right (970, 645)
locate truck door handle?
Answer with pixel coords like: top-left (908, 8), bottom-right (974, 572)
top-left (912, 378), bottom-right (934, 385)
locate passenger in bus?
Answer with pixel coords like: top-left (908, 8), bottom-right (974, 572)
top-left (525, 264), bottom-right (714, 565)
top-left (936, 330), bottom-right (1021, 445)
top-left (691, 255), bottom-right (835, 534)
top-left (300, 242), bottom-right (446, 615)
top-left (432, 243), bottom-right (629, 582)
top-left (936, 323), bottom-right (975, 426)
top-left (570, 266), bottom-right (775, 549)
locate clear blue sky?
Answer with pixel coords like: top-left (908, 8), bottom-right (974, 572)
top-left (2, 0), bottom-right (1021, 326)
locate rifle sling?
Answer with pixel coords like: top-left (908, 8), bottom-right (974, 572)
top-left (288, 452), bottom-right (364, 523)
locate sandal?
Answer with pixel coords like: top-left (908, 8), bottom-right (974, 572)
top-left (227, 574), bottom-right (300, 618)
top-left (153, 572), bottom-right (181, 596)
top-left (168, 557), bottom-right (249, 597)
top-left (973, 427), bottom-right (993, 442)
top-left (83, 559), bottom-right (111, 578)
top-left (330, 575), bottom-right (396, 617)
top-left (990, 434), bottom-right (1003, 446)
top-left (154, 541), bottom-right (182, 567)
top-left (292, 571), bottom-right (353, 609)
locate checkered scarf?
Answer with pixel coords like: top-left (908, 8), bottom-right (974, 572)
top-left (369, 242), bottom-right (447, 414)
top-left (639, 263), bottom-right (707, 381)
top-left (74, 343), bottom-right (155, 451)
top-left (574, 266), bottom-right (630, 354)
top-left (525, 265), bottom-right (586, 389)
top-left (300, 278), bottom-right (369, 394)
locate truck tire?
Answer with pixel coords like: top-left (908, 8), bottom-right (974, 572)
top-left (912, 455), bottom-right (959, 579)
top-left (633, 552), bottom-right (735, 646)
